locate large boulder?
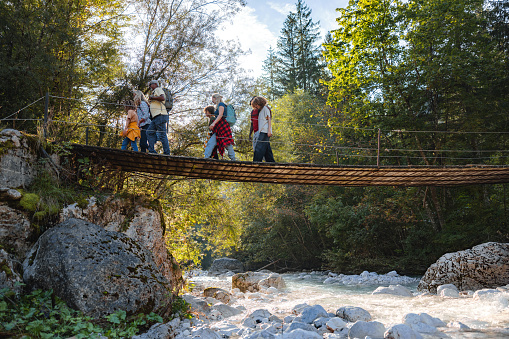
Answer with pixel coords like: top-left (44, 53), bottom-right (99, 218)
top-left (22, 218), bottom-right (174, 318)
top-left (418, 242), bottom-right (509, 293)
top-left (60, 195), bottom-right (183, 291)
top-left (209, 257), bottom-right (244, 274)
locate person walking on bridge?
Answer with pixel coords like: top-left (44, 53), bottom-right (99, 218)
top-left (204, 93), bottom-right (236, 160)
top-left (133, 90), bottom-right (151, 153)
top-left (251, 96), bottom-right (275, 162)
top-left (120, 100), bottom-right (140, 152)
top-left (147, 80), bottom-right (171, 155)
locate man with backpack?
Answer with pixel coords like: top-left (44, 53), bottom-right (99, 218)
top-left (147, 80), bottom-right (171, 155)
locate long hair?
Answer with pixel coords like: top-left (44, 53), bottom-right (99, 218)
top-left (133, 90), bottom-right (148, 106)
top-left (212, 93), bottom-right (223, 109)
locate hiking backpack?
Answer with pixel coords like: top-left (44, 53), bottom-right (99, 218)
top-left (162, 88), bottom-right (173, 111)
top-left (225, 104), bottom-right (237, 127)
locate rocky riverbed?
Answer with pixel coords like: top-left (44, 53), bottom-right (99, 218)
top-left (134, 270), bottom-right (509, 338)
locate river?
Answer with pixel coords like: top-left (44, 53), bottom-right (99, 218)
top-left (187, 270), bottom-right (509, 338)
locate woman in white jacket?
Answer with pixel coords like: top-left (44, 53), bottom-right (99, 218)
top-left (250, 96), bottom-right (275, 162)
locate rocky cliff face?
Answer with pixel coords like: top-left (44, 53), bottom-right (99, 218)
top-left (0, 129), bottom-right (183, 317)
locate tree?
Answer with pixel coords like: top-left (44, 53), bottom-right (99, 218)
top-left (0, 0), bottom-right (127, 133)
top-left (270, 0), bottom-right (323, 95)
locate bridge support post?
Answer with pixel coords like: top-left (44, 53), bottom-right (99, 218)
top-left (377, 128), bottom-right (381, 167)
top-left (43, 92), bottom-right (49, 139)
top-left (86, 127), bottom-right (89, 145)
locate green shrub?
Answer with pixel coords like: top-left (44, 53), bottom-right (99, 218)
top-left (0, 285), bottom-right (183, 338)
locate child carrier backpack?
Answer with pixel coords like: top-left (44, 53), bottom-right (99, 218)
top-left (225, 105), bottom-right (237, 127)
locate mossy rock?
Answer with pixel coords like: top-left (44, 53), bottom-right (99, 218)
top-left (20, 193), bottom-right (40, 212)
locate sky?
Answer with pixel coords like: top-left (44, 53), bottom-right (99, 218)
top-left (217, 0), bottom-right (349, 78)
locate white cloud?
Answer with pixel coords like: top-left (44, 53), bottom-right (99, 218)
top-left (217, 6), bottom-right (278, 77)
top-left (267, 1), bottom-right (295, 15)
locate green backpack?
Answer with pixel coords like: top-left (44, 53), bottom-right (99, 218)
top-left (225, 105), bottom-right (237, 127)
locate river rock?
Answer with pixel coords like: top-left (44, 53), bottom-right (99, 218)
top-left (232, 271), bottom-right (285, 292)
top-left (204, 287), bottom-right (231, 304)
top-left (301, 304), bottom-right (328, 324)
top-left (209, 257), bottom-right (244, 274)
top-left (259, 273), bottom-right (286, 290)
top-left (182, 294), bottom-right (211, 314)
top-left (385, 324), bottom-right (423, 339)
top-left (287, 321), bottom-right (317, 332)
top-left (242, 309), bottom-right (272, 328)
top-left (326, 317), bottom-right (347, 332)
top-left (402, 313), bottom-right (440, 334)
top-left (282, 328), bottom-right (322, 338)
top-left (210, 303), bottom-right (242, 318)
top-left (372, 284), bottom-right (413, 297)
top-left (336, 306), bottom-right (372, 322)
top-left (22, 218), bottom-right (173, 318)
top-left (60, 195), bottom-right (183, 290)
top-left (418, 242), bottom-right (509, 293)
top-left (348, 320), bottom-right (385, 338)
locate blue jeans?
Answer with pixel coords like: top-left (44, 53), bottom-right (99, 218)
top-left (147, 114), bottom-right (170, 155)
top-left (253, 132), bottom-right (274, 162)
top-left (204, 133), bottom-right (236, 160)
top-left (139, 124), bottom-right (149, 152)
top-left (121, 137), bottom-right (138, 152)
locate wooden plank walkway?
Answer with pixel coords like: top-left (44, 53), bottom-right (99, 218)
top-left (71, 144), bottom-right (509, 187)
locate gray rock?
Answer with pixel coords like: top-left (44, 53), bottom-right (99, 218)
top-left (242, 309), bottom-right (272, 328)
top-left (418, 242), bottom-right (509, 293)
top-left (384, 324), bottom-right (423, 339)
top-left (287, 321), bottom-right (317, 333)
top-left (182, 294), bottom-right (211, 314)
top-left (372, 284), bottom-right (413, 297)
top-left (281, 328), bottom-right (322, 338)
top-left (326, 317), bottom-right (347, 332)
top-left (204, 287), bottom-right (231, 304)
top-left (243, 329), bottom-right (276, 338)
top-left (210, 303), bottom-right (243, 318)
top-left (402, 313), bottom-right (440, 334)
top-left (22, 218), bottom-right (173, 318)
top-left (0, 187), bottom-right (22, 200)
top-left (131, 323), bottom-right (171, 339)
top-left (210, 257), bottom-right (244, 273)
top-left (301, 304), bottom-right (328, 324)
top-left (0, 205), bottom-right (35, 260)
top-left (336, 306), bottom-right (372, 322)
top-left (0, 129), bottom-right (22, 138)
top-left (0, 142), bottom-right (36, 188)
top-left (436, 284), bottom-right (458, 294)
top-left (189, 327), bottom-right (222, 338)
top-left (313, 316), bottom-right (331, 328)
top-left (348, 320), bottom-right (385, 338)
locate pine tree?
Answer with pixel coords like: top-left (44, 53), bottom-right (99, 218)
top-left (272, 0), bottom-right (323, 95)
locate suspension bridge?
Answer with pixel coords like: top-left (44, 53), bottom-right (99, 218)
top-left (71, 144), bottom-right (509, 187)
